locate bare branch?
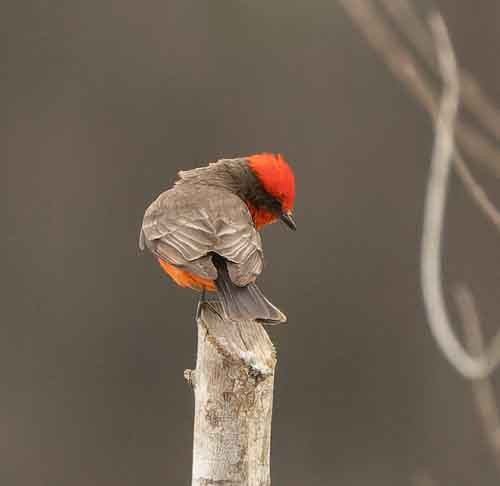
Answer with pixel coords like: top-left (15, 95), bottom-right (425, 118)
top-left (419, 13), bottom-right (500, 379)
top-left (340, 1), bottom-right (500, 378)
top-left (340, 0), bottom-right (500, 242)
top-left (421, 12), bottom-right (477, 376)
top-left (379, 0), bottom-right (500, 143)
top-left (453, 285), bottom-right (500, 469)
top-left (338, 0), bottom-right (500, 177)
top-left (375, 0), bottom-right (500, 232)
top-left (454, 154), bottom-right (500, 233)
top-left (339, 0), bottom-right (436, 111)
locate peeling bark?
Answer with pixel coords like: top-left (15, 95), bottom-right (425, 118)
top-left (186, 302), bottom-right (277, 486)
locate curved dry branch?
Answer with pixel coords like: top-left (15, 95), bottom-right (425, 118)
top-left (375, 0), bottom-right (500, 232)
top-left (420, 14), bottom-right (500, 379)
top-left (339, 0), bottom-right (500, 378)
top-left (340, 0), bottom-right (500, 241)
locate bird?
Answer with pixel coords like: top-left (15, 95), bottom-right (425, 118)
top-left (139, 153), bottom-right (296, 324)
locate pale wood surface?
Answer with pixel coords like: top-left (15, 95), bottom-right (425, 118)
top-left (186, 302), bottom-right (277, 486)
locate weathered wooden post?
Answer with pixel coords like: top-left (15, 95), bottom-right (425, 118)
top-left (185, 303), bottom-right (277, 486)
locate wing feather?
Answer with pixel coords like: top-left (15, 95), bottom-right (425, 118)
top-left (140, 185), bottom-right (263, 285)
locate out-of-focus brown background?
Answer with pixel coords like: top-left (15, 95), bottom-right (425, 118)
top-left (5, 1), bottom-right (500, 484)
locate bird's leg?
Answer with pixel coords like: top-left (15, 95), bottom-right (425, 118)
top-left (196, 287), bottom-right (224, 321)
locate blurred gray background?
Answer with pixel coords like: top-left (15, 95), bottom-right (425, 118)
top-left (5, 1), bottom-right (500, 485)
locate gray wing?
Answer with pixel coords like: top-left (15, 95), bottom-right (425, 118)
top-left (140, 185), bottom-right (263, 286)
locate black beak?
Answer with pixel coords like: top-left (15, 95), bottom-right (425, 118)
top-left (280, 211), bottom-right (297, 231)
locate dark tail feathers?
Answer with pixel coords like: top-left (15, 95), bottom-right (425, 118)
top-left (212, 255), bottom-right (286, 325)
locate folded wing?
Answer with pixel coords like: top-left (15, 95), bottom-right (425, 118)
top-left (140, 185), bottom-right (263, 286)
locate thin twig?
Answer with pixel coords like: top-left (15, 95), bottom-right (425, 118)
top-left (338, 0), bottom-right (500, 177)
top-left (374, 0), bottom-right (500, 232)
top-left (453, 284), bottom-right (500, 470)
top-left (454, 155), bottom-right (500, 233)
top-left (339, 0), bottom-right (436, 111)
top-left (340, 0), bottom-right (500, 232)
top-left (379, 0), bottom-right (500, 143)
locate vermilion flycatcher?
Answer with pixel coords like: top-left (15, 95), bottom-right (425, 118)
top-left (139, 153), bottom-right (296, 324)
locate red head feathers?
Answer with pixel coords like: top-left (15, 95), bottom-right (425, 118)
top-left (247, 153), bottom-right (296, 212)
